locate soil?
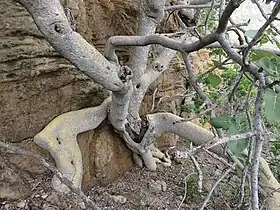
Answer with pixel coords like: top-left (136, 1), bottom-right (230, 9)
top-left (0, 141), bottom-right (245, 210)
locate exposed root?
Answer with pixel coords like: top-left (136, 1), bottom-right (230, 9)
top-left (34, 98), bottom-right (111, 193)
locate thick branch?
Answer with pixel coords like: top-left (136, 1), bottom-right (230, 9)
top-left (128, 47), bottom-right (178, 131)
top-left (216, 0), bottom-right (244, 34)
top-left (142, 113), bottom-right (223, 155)
top-left (109, 67), bottom-right (133, 132)
top-left (34, 98), bottom-right (111, 192)
top-left (16, 0), bottom-right (124, 91)
top-left (129, 0), bottom-right (165, 83)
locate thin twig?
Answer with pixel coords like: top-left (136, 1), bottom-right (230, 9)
top-left (228, 68), bottom-right (245, 102)
top-left (183, 53), bottom-right (212, 106)
top-left (190, 155), bottom-right (203, 193)
top-left (199, 166), bottom-right (235, 210)
top-left (178, 172), bottom-right (195, 210)
top-left (237, 165), bottom-right (249, 209)
top-left (198, 58), bottom-right (232, 79)
top-left (176, 132), bottom-right (256, 159)
top-left (165, 3), bottom-right (220, 11)
top-left (150, 88), bottom-right (158, 112)
top-left (0, 141), bottom-right (100, 210)
top-left (204, 149), bottom-right (235, 169)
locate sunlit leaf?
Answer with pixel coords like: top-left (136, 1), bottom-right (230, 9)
top-left (264, 89), bottom-right (280, 123)
top-left (274, 39), bottom-right (280, 50)
top-left (259, 35), bottom-right (269, 45)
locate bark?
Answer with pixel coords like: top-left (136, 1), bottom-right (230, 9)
top-left (34, 98), bottom-right (111, 192)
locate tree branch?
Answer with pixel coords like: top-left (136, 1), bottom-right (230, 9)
top-left (129, 0), bottom-right (165, 83)
top-left (251, 74), bottom-right (266, 210)
top-left (15, 0), bottom-right (124, 91)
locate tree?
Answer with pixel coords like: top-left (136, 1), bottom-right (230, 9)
top-left (6, 0), bottom-right (280, 209)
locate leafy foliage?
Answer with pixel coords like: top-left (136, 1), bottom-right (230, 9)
top-left (264, 88), bottom-right (280, 123)
top-left (206, 73), bottom-right (222, 88)
top-left (210, 115), bottom-right (250, 155)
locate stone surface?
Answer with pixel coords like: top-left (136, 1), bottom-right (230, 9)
top-left (0, 154), bottom-right (32, 201)
top-left (78, 121), bottom-right (133, 191)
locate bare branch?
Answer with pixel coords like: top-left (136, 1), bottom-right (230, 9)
top-left (190, 152), bottom-right (203, 193)
top-left (178, 172), bottom-right (195, 210)
top-left (251, 73), bottom-right (266, 210)
top-left (176, 132), bottom-right (256, 158)
top-left (219, 0), bottom-right (226, 19)
top-left (165, 3), bottom-right (220, 11)
top-left (183, 53), bottom-right (212, 105)
top-left (204, 149), bottom-right (235, 169)
top-left (216, 0), bottom-right (244, 34)
top-left (105, 33), bottom-right (218, 61)
top-left (204, 0), bottom-right (216, 33)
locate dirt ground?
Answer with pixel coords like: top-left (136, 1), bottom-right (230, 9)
top-left (0, 140), bottom-right (250, 210)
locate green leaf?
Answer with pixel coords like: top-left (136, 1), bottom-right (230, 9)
top-left (259, 57), bottom-right (271, 70)
top-left (206, 73), bottom-right (222, 88)
top-left (245, 29), bottom-right (258, 38)
top-left (210, 116), bottom-right (235, 129)
top-left (264, 89), bottom-right (280, 123)
top-left (259, 57), bottom-right (280, 77)
top-left (226, 126), bottom-right (249, 154)
top-left (251, 50), bottom-right (279, 61)
top-left (259, 35), bottom-right (269, 45)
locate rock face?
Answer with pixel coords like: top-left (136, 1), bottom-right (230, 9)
top-left (78, 121), bottom-right (133, 191)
